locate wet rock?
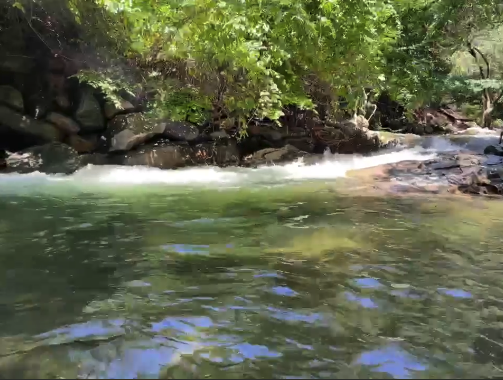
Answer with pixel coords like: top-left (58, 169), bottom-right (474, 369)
top-left (159, 120), bottom-right (200, 142)
top-left (116, 140), bottom-right (239, 169)
top-left (104, 98), bottom-right (135, 119)
top-left (0, 85), bottom-right (24, 111)
top-left (4, 143), bottom-right (81, 174)
top-left (46, 112), bottom-right (80, 135)
top-left (484, 144), bottom-right (503, 156)
top-left (106, 113), bottom-right (163, 152)
top-left (75, 87), bottom-right (105, 132)
top-left (0, 105), bottom-right (62, 142)
top-left (242, 144), bottom-right (308, 166)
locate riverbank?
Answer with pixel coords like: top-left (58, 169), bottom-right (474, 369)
top-left (2, 129), bottom-right (503, 200)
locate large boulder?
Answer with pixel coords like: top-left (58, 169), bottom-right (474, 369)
top-left (159, 120), bottom-right (200, 142)
top-left (318, 117), bottom-right (384, 154)
top-left (0, 105), bottom-right (62, 143)
top-left (46, 112), bottom-right (80, 135)
top-left (106, 113), bottom-right (164, 152)
top-left (66, 134), bottom-right (101, 153)
top-left (4, 143), bottom-right (81, 174)
top-left (75, 87), bottom-right (105, 132)
top-left (0, 85), bottom-right (24, 111)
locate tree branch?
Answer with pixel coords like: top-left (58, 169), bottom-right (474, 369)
top-left (467, 42), bottom-right (490, 79)
top-left (473, 46), bottom-right (490, 79)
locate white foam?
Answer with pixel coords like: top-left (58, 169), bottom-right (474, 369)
top-left (0, 136), bottom-right (468, 192)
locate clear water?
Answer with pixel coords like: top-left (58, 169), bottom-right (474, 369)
top-left (1, 135), bottom-right (503, 379)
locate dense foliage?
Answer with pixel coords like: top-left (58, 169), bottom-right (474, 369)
top-left (5, 0), bottom-right (503, 127)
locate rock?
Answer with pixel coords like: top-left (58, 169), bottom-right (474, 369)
top-left (75, 87), bottom-right (105, 132)
top-left (55, 94), bottom-right (71, 110)
top-left (411, 124), bottom-right (425, 135)
top-left (117, 140), bottom-right (239, 169)
top-left (0, 150), bottom-right (6, 169)
top-left (210, 130), bottom-right (230, 140)
top-left (0, 105), bottom-right (62, 142)
top-left (110, 129), bottom-right (158, 152)
top-left (25, 91), bottom-right (51, 119)
top-left (104, 99), bottom-right (135, 119)
top-left (66, 135), bottom-right (100, 153)
top-left (0, 55), bottom-right (35, 74)
top-left (46, 73), bottom-right (66, 95)
top-left (460, 121), bottom-right (480, 130)
top-left (159, 120), bottom-right (200, 142)
top-left (249, 124), bottom-right (284, 141)
top-left (242, 144), bottom-right (308, 166)
top-left (424, 125), bottom-right (434, 134)
top-left (106, 113), bottom-right (164, 152)
top-left (0, 85), bottom-right (24, 111)
top-left (46, 112), bottom-right (80, 135)
top-left (4, 143), bottom-right (81, 174)
top-left (484, 145), bottom-right (503, 156)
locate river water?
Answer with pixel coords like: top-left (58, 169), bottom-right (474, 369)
top-left (1, 133), bottom-right (503, 378)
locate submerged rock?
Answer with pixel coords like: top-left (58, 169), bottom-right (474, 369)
top-left (484, 144), bottom-right (503, 156)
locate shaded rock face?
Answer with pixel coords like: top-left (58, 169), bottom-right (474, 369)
top-left (0, 105), bottom-right (62, 142)
top-left (75, 87), bottom-right (104, 132)
top-left (0, 85), bottom-right (24, 111)
top-left (109, 140), bottom-right (239, 169)
top-left (3, 143), bottom-right (81, 174)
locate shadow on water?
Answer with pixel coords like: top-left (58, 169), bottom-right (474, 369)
top-left (0, 186), bottom-right (503, 378)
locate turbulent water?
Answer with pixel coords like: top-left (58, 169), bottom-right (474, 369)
top-left (1, 131), bottom-right (503, 378)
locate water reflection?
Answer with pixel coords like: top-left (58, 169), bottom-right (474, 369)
top-left (0, 189), bottom-right (502, 378)
top-left (355, 344), bottom-right (427, 378)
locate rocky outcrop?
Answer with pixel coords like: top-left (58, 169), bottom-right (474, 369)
top-left (75, 87), bottom-right (105, 132)
top-left (346, 149), bottom-right (503, 198)
top-left (0, 49), bottom-right (400, 175)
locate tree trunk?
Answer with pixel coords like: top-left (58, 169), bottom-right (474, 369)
top-left (482, 90), bottom-right (494, 129)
